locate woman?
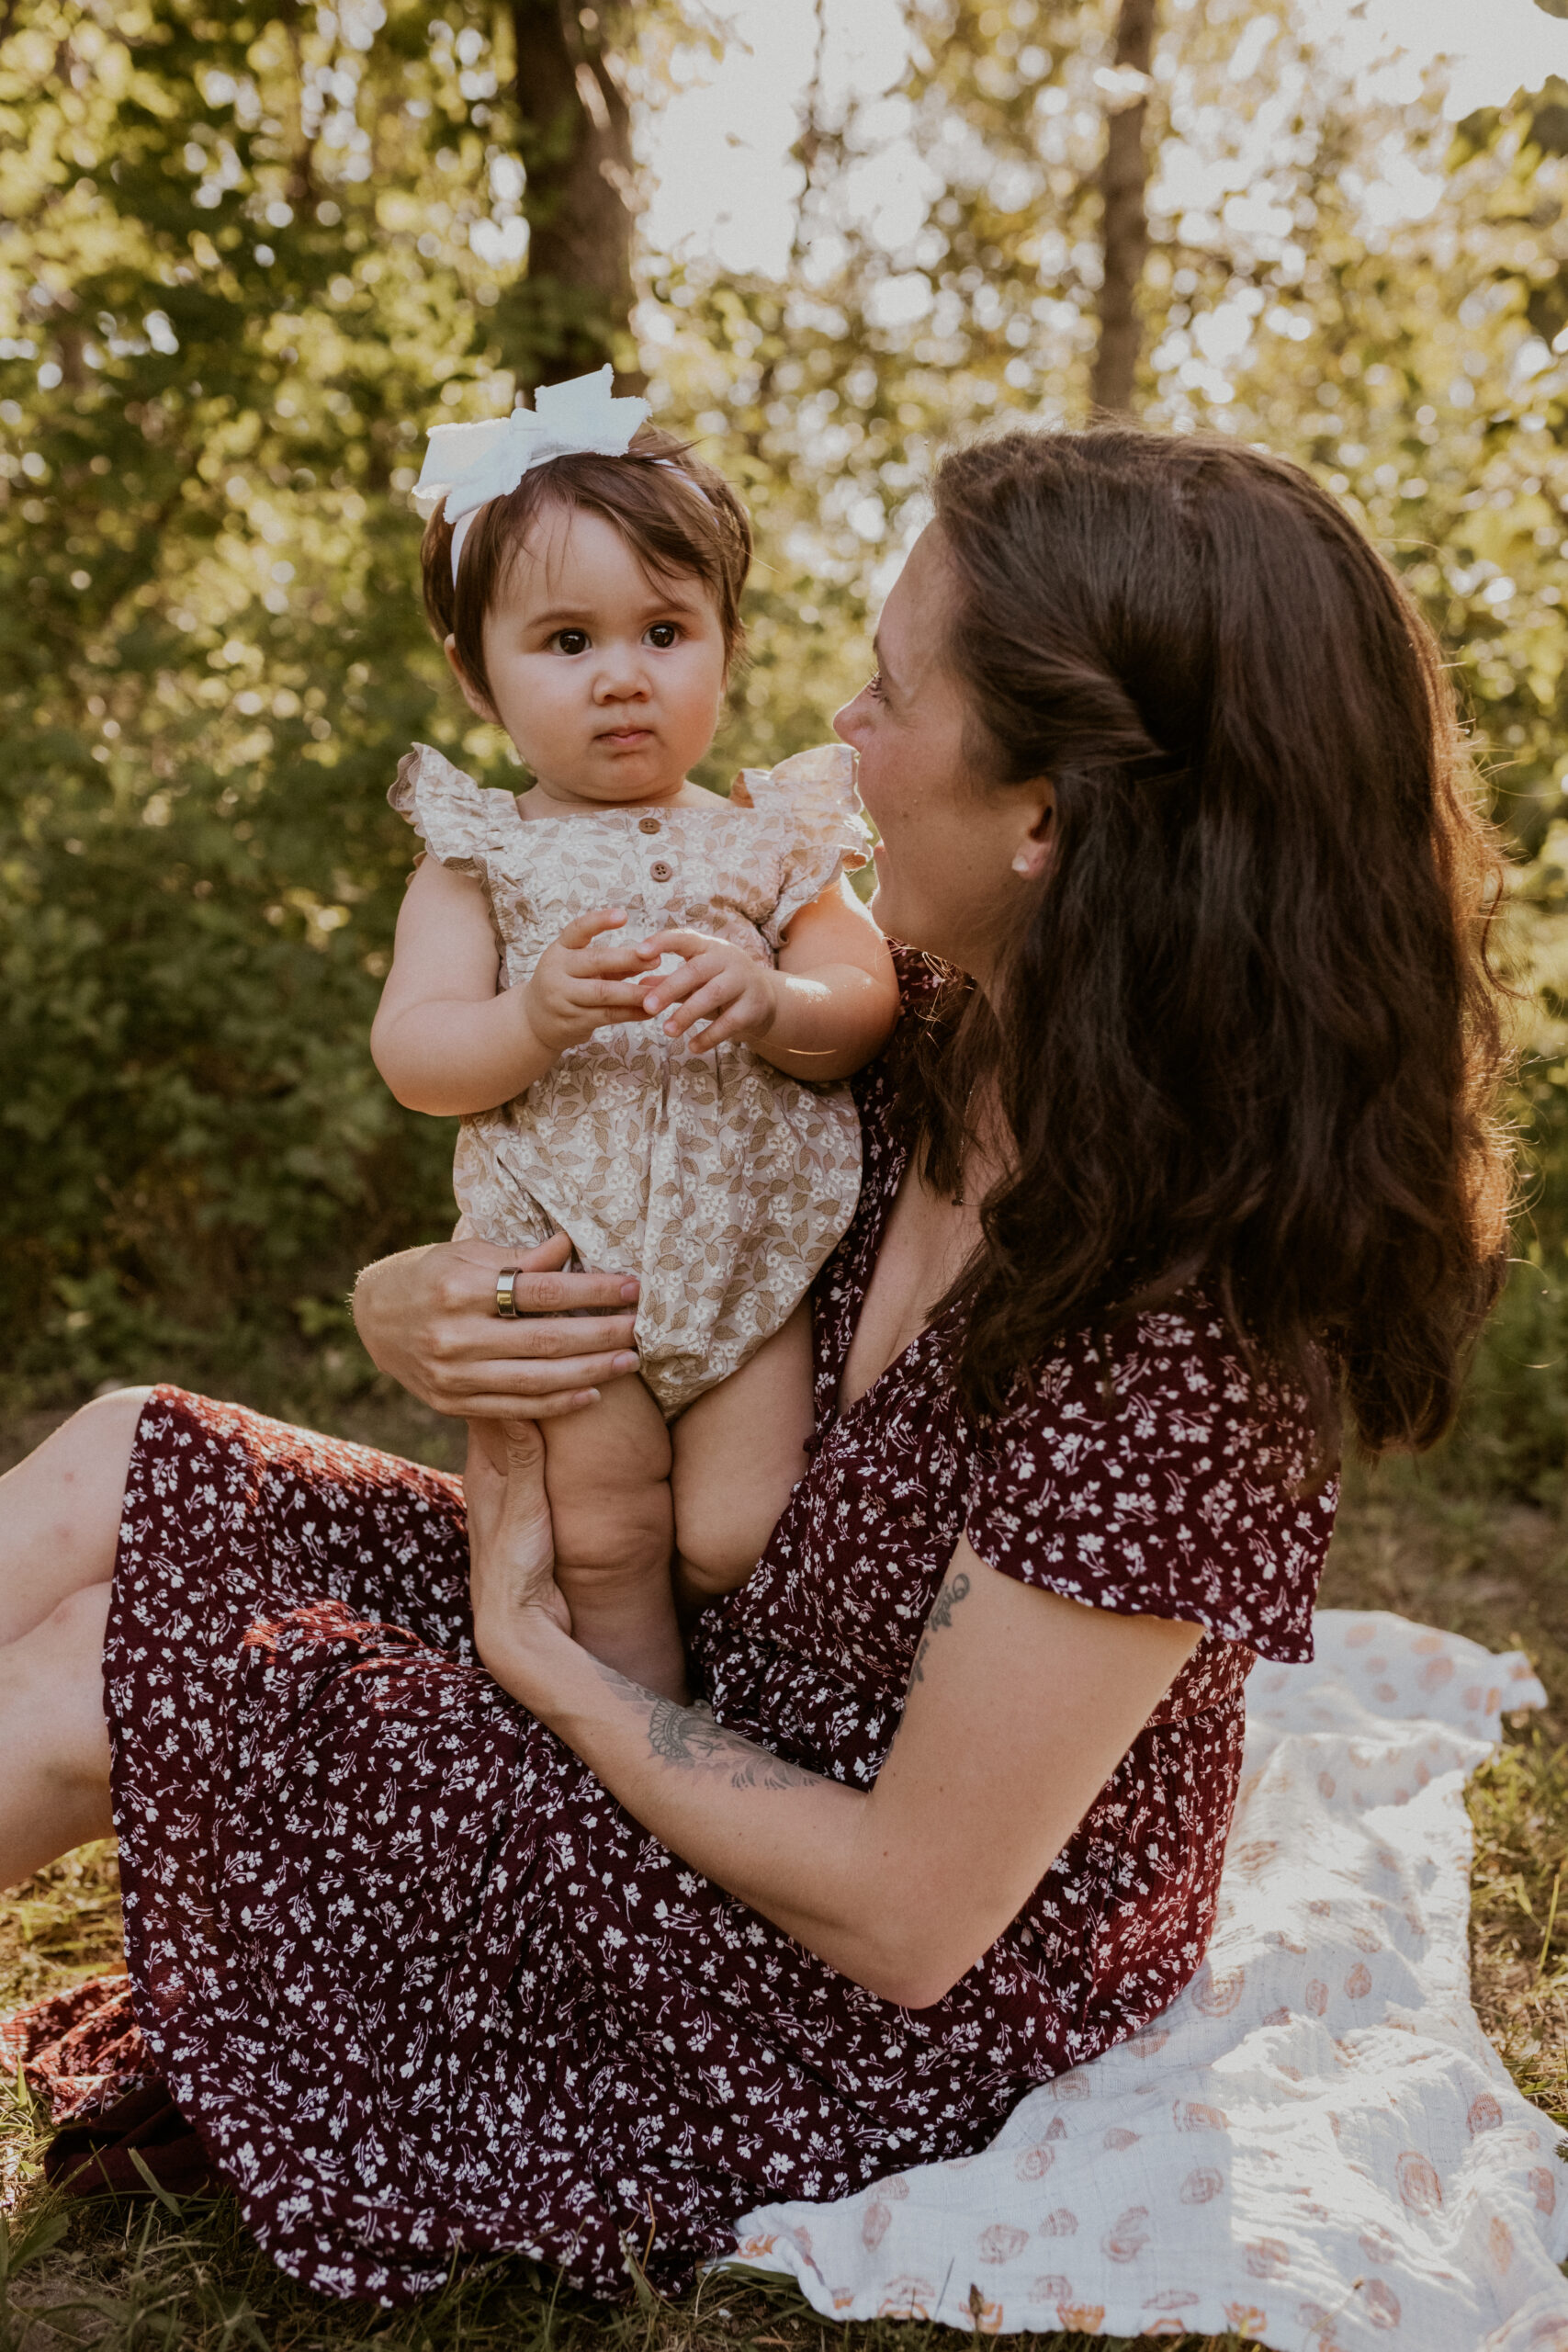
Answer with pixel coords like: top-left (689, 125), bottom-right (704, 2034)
top-left (0, 426), bottom-right (1507, 2301)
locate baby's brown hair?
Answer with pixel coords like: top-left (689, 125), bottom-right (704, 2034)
top-left (420, 424), bottom-right (752, 707)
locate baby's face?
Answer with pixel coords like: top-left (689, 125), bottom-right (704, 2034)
top-left (466, 503), bottom-right (728, 810)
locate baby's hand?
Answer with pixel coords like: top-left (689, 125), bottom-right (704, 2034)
top-left (524, 908), bottom-right (658, 1055)
top-left (637, 928), bottom-right (781, 1051)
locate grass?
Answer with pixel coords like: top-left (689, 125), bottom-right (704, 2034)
top-left (1, 1419), bottom-right (1567, 2349)
top-left (1318, 1460), bottom-right (1568, 2138)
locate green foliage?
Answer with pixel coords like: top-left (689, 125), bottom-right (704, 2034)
top-left (0, 1), bottom-right (545, 1399)
top-left (0, 0), bottom-right (817, 1407)
top-left (1450, 831), bottom-right (1568, 1503)
top-left (7, 0), bottom-right (1568, 1489)
top-left (1444, 1253), bottom-right (1568, 1504)
top-left (657, 0), bottom-right (1568, 842)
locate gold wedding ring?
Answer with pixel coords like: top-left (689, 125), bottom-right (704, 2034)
top-left (495, 1267), bottom-right (524, 1318)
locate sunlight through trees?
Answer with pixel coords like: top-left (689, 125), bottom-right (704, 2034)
top-left (5, 0), bottom-right (1568, 1485)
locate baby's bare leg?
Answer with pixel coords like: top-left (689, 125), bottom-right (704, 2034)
top-left (536, 1373), bottom-right (685, 1700)
top-left (671, 1299), bottom-right (814, 1617)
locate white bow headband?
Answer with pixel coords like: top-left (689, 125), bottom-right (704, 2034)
top-left (413, 365), bottom-right (700, 585)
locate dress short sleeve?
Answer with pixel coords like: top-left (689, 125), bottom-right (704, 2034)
top-left (388, 742), bottom-right (496, 881)
top-left (731, 743), bottom-right (874, 948)
top-left (964, 1297), bottom-right (1336, 1663)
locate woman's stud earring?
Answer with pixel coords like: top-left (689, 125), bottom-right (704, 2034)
top-left (1011, 850), bottom-right (1032, 876)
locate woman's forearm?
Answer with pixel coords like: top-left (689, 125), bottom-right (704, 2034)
top-left (479, 1609), bottom-right (932, 2001)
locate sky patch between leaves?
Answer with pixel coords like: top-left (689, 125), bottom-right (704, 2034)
top-left (642, 0), bottom-right (1568, 284)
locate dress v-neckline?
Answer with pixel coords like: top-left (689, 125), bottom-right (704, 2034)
top-left (829, 1129), bottom-right (963, 1426)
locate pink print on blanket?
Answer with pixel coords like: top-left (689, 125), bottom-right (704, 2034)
top-left (728, 1609), bottom-right (1568, 2352)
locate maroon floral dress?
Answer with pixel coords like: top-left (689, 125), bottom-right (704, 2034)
top-left (60, 993), bottom-right (1334, 2305)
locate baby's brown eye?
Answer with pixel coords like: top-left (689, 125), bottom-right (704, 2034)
top-left (647, 622), bottom-right (680, 650)
top-left (555, 629), bottom-right (589, 655)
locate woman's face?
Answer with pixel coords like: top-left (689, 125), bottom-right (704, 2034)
top-left (834, 524), bottom-right (1051, 984)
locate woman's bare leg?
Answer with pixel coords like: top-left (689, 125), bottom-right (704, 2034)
top-left (0, 1393), bottom-right (137, 1887)
top-left (0, 1580), bottom-right (114, 1888)
top-left (0, 1388), bottom-right (148, 1647)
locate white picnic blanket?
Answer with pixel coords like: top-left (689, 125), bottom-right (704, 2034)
top-left (730, 1611), bottom-right (1568, 2350)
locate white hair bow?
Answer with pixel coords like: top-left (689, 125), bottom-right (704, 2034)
top-left (413, 364), bottom-right (650, 584)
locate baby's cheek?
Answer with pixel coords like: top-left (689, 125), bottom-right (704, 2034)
top-left (493, 660), bottom-right (583, 768)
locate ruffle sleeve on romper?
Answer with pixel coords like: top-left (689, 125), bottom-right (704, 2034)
top-left (731, 742), bottom-right (874, 948)
top-left (388, 742), bottom-right (501, 881)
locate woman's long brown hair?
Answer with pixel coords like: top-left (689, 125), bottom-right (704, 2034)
top-left (909, 426), bottom-right (1512, 1456)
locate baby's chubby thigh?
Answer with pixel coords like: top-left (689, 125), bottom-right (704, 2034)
top-left (670, 1298), bottom-right (815, 1608)
top-left (542, 1371), bottom-right (672, 1581)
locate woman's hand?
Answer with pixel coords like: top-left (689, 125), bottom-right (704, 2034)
top-left (464, 1419), bottom-right (570, 1668)
top-left (353, 1231), bottom-right (641, 1421)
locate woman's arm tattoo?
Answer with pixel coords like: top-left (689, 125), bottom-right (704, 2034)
top-left (592, 1660), bottom-right (816, 1791)
top-left (908, 1568), bottom-right (973, 1687)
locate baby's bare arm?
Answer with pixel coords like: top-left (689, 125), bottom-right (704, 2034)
top-left (761, 876), bottom-right (900, 1080)
top-left (372, 869), bottom-right (652, 1117)
top-left (372, 859), bottom-right (536, 1114)
top-left (640, 877), bottom-right (900, 1083)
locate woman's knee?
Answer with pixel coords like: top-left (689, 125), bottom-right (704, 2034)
top-left (42, 1386), bottom-right (152, 1532)
top-left (62, 1385), bottom-right (155, 1469)
top-left (0, 1583), bottom-right (114, 1883)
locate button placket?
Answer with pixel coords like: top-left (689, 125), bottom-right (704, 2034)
top-left (643, 829), bottom-right (681, 974)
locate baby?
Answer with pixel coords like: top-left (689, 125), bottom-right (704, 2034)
top-left (372, 368), bottom-right (899, 1697)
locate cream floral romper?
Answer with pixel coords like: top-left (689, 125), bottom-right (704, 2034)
top-left (389, 741), bottom-right (873, 1418)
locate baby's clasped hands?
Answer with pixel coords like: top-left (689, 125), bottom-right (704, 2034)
top-left (636, 926), bottom-right (782, 1053)
top-left (521, 907), bottom-right (659, 1057)
top-left (519, 908), bottom-right (783, 1058)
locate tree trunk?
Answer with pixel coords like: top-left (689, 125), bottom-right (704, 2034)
top-left (1089, 0), bottom-right (1157, 416)
top-left (508, 0), bottom-right (641, 390)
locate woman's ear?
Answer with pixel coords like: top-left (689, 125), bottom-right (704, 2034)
top-left (1009, 782), bottom-right (1055, 880)
top-left (444, 633), bottom-right (498, 723)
